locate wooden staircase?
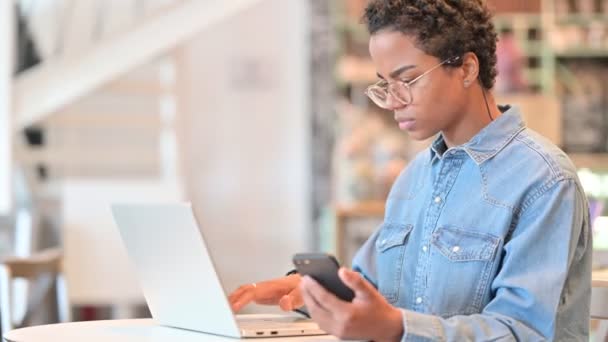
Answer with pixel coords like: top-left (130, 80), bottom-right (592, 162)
top-left (9, 0), bottom-right (261, 181)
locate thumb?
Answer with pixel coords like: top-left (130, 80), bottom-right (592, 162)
top-left (278, 287), bottom-right (304, 311)
top-left (339, 267), bottom-right (374, 299)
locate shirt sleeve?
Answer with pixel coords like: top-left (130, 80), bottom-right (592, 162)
top-left (398, 178), bottom-right (591, 341)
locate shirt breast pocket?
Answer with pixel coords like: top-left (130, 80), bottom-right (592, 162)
top-left (428, 226), bottom-right (500, 316)
top-left (375, 223), bottom-right (413, 303)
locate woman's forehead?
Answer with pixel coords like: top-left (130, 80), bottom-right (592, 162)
top-left (369, 31), bottom-right (431, 77)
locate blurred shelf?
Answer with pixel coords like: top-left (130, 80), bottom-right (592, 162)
top-left (523, 68), bottom-right (544, 82)
top-left (334, 17), bottom-right (369, 41)
top-left (593, 267), bottom-right (608, 288)
top-left (336, 56), bottom-right (377, 84)
top-left (334, 200), bottom-right (385, 263)
top-left (487, 1), bottom-right (541, 14)
top-left (555, 14), bottom-right (608, 25)
top-left (335, 201), bottom-right (385, 218)
top-left (521, 41), bottom-right (545, 56)
top-left (554, 49), bottom-right (608, 58)
top-left (569, 153), bottom-right (608, 171)
top-left (494, 13), bottom-right (542, 28)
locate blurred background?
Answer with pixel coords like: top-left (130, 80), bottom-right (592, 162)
top-left (0, 0), bottom-right (607, 338)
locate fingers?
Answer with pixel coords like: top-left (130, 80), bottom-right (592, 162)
top-left (229, 276), bottom-right (302, 312)
top-left (300, 277), bottom-right (332, 322)
top-left (300, 276), bottom-right (348, 312)
top-left (229, 284), bottom-right (255, 312)
top-left (228, 283), bottom-right (254, 304)
top-left (228, 284), bottom-right (248, 304)
top-left (278, 287), bottom-right (304, 311)
top-left (338, 267), bottom-right (374, 299)
top-left (231, 291), bottom-right (254, 313)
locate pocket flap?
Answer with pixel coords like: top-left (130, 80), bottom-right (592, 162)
top-left (376, 223), bottom-right (413, 252)
top-left (432, 226), bottom-right (499, 262)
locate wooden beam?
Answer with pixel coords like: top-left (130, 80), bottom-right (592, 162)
top-left (0, 1), bottom-right (14, 215)
top-left (13, 0), bottom-right (262, 132)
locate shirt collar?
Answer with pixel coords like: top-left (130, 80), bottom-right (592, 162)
top-left (429, 105), bottom-right (526, 165)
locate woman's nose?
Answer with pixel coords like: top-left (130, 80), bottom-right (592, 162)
top-left (385, 92), bottom-right (407, 111)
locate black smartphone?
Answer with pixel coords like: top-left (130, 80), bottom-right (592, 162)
top-left (292, 253), bottom-right (355, 302)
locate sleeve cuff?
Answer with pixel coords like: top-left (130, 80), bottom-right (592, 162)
top-left (400, 309), bottom-right (443, 341)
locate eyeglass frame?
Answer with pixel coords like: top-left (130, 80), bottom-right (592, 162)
top-left (364, 55), bottom-right (461, 108)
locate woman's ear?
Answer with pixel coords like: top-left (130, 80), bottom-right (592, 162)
top-left (461, 52), bottom-right (480, 87)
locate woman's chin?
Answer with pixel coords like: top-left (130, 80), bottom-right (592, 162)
top-left (406, 129), bottom-right (430, 141)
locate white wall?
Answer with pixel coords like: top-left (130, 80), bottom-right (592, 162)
top-left (181, 0), bottom-right (310, 311)
top-left (0, 2), bottom-right (14, 215)
top-left (62, 179), bottom-right (183, 307)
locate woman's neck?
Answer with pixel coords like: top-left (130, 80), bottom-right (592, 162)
top-left (442, 86), bottom-right (502, 148)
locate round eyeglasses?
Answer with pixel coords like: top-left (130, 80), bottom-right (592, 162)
top-left (364, 56), bottom-right (461, 109)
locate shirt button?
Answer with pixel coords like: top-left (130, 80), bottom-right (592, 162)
top-left (422, 246), bottom-right (428, 252)
top-left (434, 196), bottom-right (442, 204)
top-left (380, 239), bottom-right (387, 246)
top-left (416, 297), bottom-right (423, 304)
top-left (452, 246), bottom-right (460, 252)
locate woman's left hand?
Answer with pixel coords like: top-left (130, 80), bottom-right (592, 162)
top-left (300, 267), bottom-right (404, 342)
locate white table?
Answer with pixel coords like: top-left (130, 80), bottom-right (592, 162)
top-left (9, 271), bottom-right (608, 342)
top-left (3, 319), bottom-right (343, 342)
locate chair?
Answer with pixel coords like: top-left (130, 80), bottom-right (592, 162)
top-left (0, 248), bottom-right (71, 335)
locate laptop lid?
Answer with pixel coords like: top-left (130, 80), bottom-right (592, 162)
top-left (111, 202), bottom-right (241, 338)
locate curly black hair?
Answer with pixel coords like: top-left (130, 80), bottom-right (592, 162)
top-left (363, 0), bottom-right (498, 89)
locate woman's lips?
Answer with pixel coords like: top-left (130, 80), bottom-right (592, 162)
top-left (397, 118), bottom-right (415, 130)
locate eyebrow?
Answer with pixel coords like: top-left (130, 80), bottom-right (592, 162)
top-left (376, 64), bottom-right (417, 80)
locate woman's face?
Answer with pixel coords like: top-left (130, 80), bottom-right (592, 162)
top-left (368, 30), bottom-right (467, 140)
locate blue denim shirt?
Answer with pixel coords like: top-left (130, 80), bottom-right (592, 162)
top-left (352, 105), bottom-right (592, 341)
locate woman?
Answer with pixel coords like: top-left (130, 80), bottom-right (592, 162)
top-left (229, 1), bottom-right (591, 340)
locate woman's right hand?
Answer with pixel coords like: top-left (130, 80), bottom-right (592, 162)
top-left (228, 274), bottom-right (303, 313)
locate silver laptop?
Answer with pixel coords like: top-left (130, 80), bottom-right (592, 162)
top-left (111, 202), bottom-right (326, 338)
